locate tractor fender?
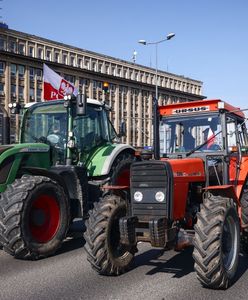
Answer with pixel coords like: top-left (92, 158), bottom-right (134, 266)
top-left (100, 144), bottom-right (135, 176)
top-left (204, 185), bottom-right (239, 205)
top-left (20, 167), bottom-right (70, 198)
top-left (86, 144), bottom-right (135, 177)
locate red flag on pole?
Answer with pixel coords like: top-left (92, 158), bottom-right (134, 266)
top-left (43, 64), bottom-right (78, 101)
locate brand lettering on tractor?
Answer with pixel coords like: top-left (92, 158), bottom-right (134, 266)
top-left (172, 106), bottom-right (210, 114)
top-left (174, 171), bottom-right (202, 177)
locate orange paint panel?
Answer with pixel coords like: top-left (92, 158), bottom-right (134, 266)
top-left (236, 156), bottom-right (248, 199)
top-left (168, 158), bottom-right (205, 219)
top-left (159, 99), bottom-right (244, 118)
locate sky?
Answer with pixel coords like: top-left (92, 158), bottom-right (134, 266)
top-left (2, 0), bottom-right (248, 108)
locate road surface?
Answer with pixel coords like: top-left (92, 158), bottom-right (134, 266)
top-left (1, 226), bottom-right (248, 300)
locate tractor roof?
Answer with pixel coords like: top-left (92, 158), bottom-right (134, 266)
top-left (24, 98), bottom-right (111, 110)
top-left (159, 99), bottom-right (245, 119)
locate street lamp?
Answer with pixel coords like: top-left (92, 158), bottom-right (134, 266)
top-left (138, 32), bottom-right (175, 159)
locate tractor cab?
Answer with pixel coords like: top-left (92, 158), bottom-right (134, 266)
top-left (159, 99), bottom-right (248, 186)
top-left (20, 98), bottom-right (119, 166)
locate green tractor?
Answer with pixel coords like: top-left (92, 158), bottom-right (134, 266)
top-left (0, 94), bottom-right (135, 259)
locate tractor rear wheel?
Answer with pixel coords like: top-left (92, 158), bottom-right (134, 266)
top-left (193, 193), bottom-right (240, 289)
top-left (0, 175), bottom-right (70, 259)
top-left (84, 194), bottom-right (136, 275)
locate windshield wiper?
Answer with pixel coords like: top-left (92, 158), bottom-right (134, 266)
top-left (186, 131), bottom-right (222, 157)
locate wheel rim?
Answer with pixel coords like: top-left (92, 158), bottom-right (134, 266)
top-left (109, 207), bottom-right (130, 259)
top-left (222, 214), bottom-right (238, 271)
top-left (115, 168), bottom-right (130, 186)
top-left (29, 194), bottom-right (60, 243)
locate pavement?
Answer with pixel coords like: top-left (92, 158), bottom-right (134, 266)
top-left (1, 225), bottom-right (248, 300)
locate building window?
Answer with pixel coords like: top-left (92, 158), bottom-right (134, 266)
top-left (19, 86), bottom-right (24, 99)
top-left (64, 74), bottom-right (75, 84)
top-left (0, 36), bottom-right (6, 50)
top-left (0, 61), bottom-right (5, 75)
top-left (54, 52), bottom-right (60, 63)
top-left (9, 40), bottom-right (17, 53)
top-left (36, 69), bottom-right (43, 81)
top-left (37, 89), bottom-right (42, 101)
top-left (62, 53), bottom-right (68, 64)
top-left (84, 59), bottom-right (90, 69)
top-left (18, 65), bottom-right (25, 78)
top-left (29, 67), bottom-right (35, 79)
top-left (46, 49), bottom-right (52, 61)
top-left (70, 56), bottom-right (75, 67)
top-left (78, 58), bottom-right (82, 68)
top-left (11, 64), bottom-right (17, 76)
top-left (29, 88), bottom-right (35, 101)
top-left (0, 82), bottom-right (4, 95)
top-left (29, 46), bottom-right (34, 57)
top-left (38, 48), bottom-right (43, 59)
top-left (11, 84), bottom-right (16, 97)
top-left (18, 43), bottom-right (25, 55)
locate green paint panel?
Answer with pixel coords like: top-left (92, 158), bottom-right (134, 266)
top-left (0, 143), bottom-right (51, 192)
top-left (85, 144), bottom-right (116, 176)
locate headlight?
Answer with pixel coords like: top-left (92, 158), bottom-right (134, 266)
top-left (134, 191), bottom-right (143, 202)
top-left (155, 191), bottom-right (165, 202)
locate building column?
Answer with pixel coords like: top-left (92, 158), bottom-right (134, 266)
top-left (148, 92), bottom-right (153, 146)
top-left (89, 79), bottom-right (93, 98)
top-left (5, 62), bottom-right (10, 110)
top-left (137, 89), bottom-right (142, 147)
top-left (126, 88), bottom-right (131, 145)
top-left (114, 85), bottom-right (119, 130)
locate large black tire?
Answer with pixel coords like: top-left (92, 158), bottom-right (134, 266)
top-left (0, 175), bottom-right (70, 259)
top-left (109, 152), bottom-right (134, 186)
top-left (84, 194), bottom-right (136, 275)
top-left (240, 179), bottom-right (248, 253)
top-left (193, 193), bottom-right (240, 289)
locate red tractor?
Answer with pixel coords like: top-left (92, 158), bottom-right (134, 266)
top-left (84, 99), bottom-right (248, 289)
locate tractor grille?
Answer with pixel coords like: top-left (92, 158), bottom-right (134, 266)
top-left (130, 161), bottom-right (172, 218)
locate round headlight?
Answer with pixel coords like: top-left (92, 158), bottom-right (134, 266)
top-left (134, 191), bottom-right (143, 202)
top-left (155, 191), bottom-right (165, 202)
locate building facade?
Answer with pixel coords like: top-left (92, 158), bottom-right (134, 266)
top-left (0, 25), bottom-right (204, 147)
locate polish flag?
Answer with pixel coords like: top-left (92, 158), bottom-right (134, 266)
top-left (43, 64), bottom-right (78, 101)
top-left (207, 128), bottom-right (215, 149)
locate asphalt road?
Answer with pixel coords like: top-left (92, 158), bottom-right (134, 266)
top-left (1, 225), bottom-right (248, 300)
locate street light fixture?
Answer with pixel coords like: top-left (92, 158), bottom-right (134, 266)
top-left (138, 32), bottom-right (175, 159)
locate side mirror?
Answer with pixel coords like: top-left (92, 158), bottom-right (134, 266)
top-left (119, 121), bottom-right (126, 137)
top-left (76, 93), bottom-right (86, 116)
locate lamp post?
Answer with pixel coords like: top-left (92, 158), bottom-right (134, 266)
top-left (138, 32), bottom-right (175, 159)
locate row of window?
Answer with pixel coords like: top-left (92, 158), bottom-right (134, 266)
top-left (0, 34), bottom-right (202, 95)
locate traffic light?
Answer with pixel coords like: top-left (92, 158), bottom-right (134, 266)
top-left (103, 82), bottom-right (109, 92)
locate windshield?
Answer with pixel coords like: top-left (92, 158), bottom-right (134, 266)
top-left (160, 114), bottom-right (223, 155)
top-left (73, 106), bottom-right (114, 154)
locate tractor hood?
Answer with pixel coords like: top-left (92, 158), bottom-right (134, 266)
top-left (164, 157), bottom-right (206, 183)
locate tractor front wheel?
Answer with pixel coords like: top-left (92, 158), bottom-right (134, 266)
top-left (193, 193), bottom-right (240, 289)
top-left (0, 175), bottom-right (70, 259)
top-left (84, 194), bottom-right (136, 275)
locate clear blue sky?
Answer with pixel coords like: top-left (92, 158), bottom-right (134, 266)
top-left (2, 0), bottom-right (248, 108)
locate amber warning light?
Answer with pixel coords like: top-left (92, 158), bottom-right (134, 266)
top-left (103, 82), bottom-right (109, 92)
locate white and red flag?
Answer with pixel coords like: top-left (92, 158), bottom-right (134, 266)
top-left (43, 64), bottom-right (78, 101)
